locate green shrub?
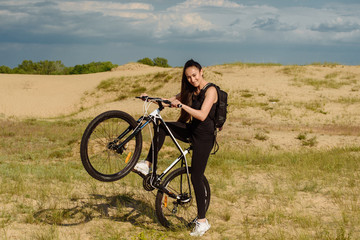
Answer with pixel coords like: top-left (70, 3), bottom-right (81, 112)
top-left (255, 132), bottom-right (269, 141)
top-left (12, 60), bottom-right (67, 75)
top-left (69, 61), bottom-right (117, 74)
top-left (296, 132), bottom-right (307, 140)
top-left (296, 133), bottom-right (318, 147)
top-left (309, 62), bottom-right (340, 67)
top-left (302, 136), bottom-right (318, 147)
top-left (137, 57), bottom-right (154, 66)
top-left (153, 57), bottom-right (170, 68)
top-left (137, 57), bottom-right (171, 68)
top-left (0, 65), bottom-right (12, 73)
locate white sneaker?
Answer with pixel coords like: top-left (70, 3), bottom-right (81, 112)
top-left (190, 219), bottom-right (211, 237)
top-left (133, 160), bottom-right (151, 175)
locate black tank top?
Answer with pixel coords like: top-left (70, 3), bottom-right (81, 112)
top-left (190, 86), bottom-right (217, 134)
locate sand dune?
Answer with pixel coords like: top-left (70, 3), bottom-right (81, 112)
top-left (1, 62), bottom-right (360, 149)
top-left (0, 63), bottom-right (169, 118)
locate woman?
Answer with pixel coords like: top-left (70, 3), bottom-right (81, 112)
top-left (134, 59), bottom-right (217, 237)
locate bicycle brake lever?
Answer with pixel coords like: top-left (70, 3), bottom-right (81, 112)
top-left (163, 100), bottom-right (171, 105)
top-left (136, 96), bottom-right (149, 101)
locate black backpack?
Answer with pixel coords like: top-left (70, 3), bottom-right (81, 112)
top-left (202, 83), bottom-right (228, 131)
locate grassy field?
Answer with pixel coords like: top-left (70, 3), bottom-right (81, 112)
top-left (1, 63), bottom-right (360, 239)
top-left (0, 118), bottom-right (359, 239)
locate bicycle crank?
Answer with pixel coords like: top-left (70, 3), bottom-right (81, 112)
top-left (143, 174), bottom-right (155, 191)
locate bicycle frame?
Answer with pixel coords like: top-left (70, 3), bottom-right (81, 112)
top-left (112, 100), bottom-right (193, 201)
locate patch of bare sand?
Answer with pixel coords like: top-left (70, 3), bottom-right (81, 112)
top-left (0, 63), bottom-right (170, 118)
top-left (209, 64), bottom-right (360, 149)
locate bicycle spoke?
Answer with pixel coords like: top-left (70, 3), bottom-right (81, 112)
top-left (155, 167), bottom-right (210, 229)
top-left (81, 111), bottom-right (142, 181)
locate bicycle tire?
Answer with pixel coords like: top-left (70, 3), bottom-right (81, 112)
top-left (80, 110), bottom-right (142, 182)
top-left (155, 167), bottom-right (211, 229)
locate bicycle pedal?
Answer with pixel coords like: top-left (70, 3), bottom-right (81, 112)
top-left (132, 168), bottom-right (146, 178)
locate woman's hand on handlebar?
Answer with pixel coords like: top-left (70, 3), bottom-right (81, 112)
top-left (171, 99), bottom-right (183, 108)
top-left (139, 93), bottom-right (148, 101)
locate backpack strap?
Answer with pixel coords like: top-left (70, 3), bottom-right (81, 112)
top-left (201, 82), bottom-right (216, 93)
top-left (200, 82), bottom-right (219, 117)
top-left (199, 83), bottom-right (216, 102)
top-left (201, 83), bottom-right (220, 154)
top-left (202, 82), bottom-right (219, 111)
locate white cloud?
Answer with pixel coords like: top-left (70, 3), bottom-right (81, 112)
top-left (0, 0), bottom-right (42, 6)
top-left (59, 1), bottom-right (153, 12)
top-left (178, 0), bottom-right (243, 9)
top-left (180, 13), bottom-right (213, 31)
top-left (0, 9), bottom-right (28, 20)
top-left (152, 12), bottom-right (215, 38)
top-left (311, 17), bottom-right (360, 32)
top-left (55, 1), bottom-right (360, 44)
top-left (150, 0), bottom-right (247, 39)
top-left (252, 17), bottom-right (296, 31)
top-left (1, 0), bottom-right (360, 66)
top-left (58, 1), bottom-right (154, 19)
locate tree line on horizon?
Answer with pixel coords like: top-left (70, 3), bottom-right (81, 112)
top-left (0, 57), bottom-right (171, 75)
top-left (0, 60), bottom-right (118, 75)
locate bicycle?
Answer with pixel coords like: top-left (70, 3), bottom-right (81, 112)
top-left (80, 96), bottom-right (211, 229)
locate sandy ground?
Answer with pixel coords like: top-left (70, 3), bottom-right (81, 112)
top-left (1, 62), bottom-right (360, 150)
top-left (1, 62), bottom-right (360, 239)
top-left (0, 63), bottom-right (170, 118)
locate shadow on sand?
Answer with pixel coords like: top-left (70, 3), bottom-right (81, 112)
top-left (33, 193), bottom-right (159, 228)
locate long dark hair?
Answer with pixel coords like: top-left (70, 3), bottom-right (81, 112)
top-left (177, 59), bottom-right (202, 123)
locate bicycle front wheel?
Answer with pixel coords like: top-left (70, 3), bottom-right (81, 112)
top-left (155, 167), bottom-right (211, 229)
top-left (80, 110), bottom-right (142, 182)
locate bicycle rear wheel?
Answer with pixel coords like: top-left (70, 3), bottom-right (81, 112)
top-left (80, 110), bottom-right (142, 182)
top-left (155, 167), bottom-right (211, 229)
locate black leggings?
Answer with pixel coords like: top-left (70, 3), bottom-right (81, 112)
top-left (146, 122), bottom-right (214, 219)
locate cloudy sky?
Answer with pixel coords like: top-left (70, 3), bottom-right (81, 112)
top-left (1, 0), bottom-right (360, 67)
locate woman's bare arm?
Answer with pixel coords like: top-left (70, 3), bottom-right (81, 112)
top-left (171, 86), bottom-right (217, 121)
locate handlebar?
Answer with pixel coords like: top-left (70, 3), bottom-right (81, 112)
top-left (136, 96), bottom-right (182, 108)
